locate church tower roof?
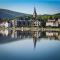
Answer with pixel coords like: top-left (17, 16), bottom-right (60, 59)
top-left (33, 6), bottom-right (37, 19)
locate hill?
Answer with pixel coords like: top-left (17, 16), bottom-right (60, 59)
top-left (0, 9), bottom-right (29, 19)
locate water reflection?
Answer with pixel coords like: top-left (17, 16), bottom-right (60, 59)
top-left (0, 29), bottom-right (60, 48)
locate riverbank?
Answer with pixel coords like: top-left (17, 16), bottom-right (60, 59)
top-left (0, 27), bottom-right (60, 31)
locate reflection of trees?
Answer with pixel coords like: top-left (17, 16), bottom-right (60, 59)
top-left (0, 29), bottom-right (60, 45)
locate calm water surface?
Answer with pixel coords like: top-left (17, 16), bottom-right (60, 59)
top-left (0, 29), bottom-right (60, 60)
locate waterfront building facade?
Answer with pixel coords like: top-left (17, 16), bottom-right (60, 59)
top-left (16, 20), bottom-right (32, 27)
top-left (10, 7), bottom-right (41, 27)
top-left (0, 21), bottom-right (10, 28)
top-left (46, 19), bottom-right (58, 27)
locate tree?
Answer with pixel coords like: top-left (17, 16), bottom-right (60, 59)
top-left (2, 18), bottom-right (9, 22)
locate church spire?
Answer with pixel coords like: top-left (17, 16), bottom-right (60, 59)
top-left (33, 6), bottom-right (37, 19)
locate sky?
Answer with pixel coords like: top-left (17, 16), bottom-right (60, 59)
top-left (0, 0), bottom-right (60, 15)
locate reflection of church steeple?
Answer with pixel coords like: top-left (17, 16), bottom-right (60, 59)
top-left (33, 6), bottom-right (37, 19)
top-left (32, 31), bottom-right (37, 48)
top-left (33, 37), bottom-right (37, 48)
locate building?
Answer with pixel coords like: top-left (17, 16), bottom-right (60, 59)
top-left (33, 20), bottom-right (41, 27)
top-left (58, 18), bottom-right (60, 27)
top-left (32, 7), bottom-right (41, 27)
top-left (0, 21), bottom-right (9, 28)
top-left (11, 19), bottom-right (32, 27)
top-left (4, 22), bottom-right (9, 28)
top-left (46, 19), bottom-right (58, 27)
top-left (10, 7), bottom-right (41, 27)
top-left (16, 20), bottom-right (32, 27)
top-left (33, 7), bottom-right (37, 19)
top-left (0, 21), bottom-right (4, 27)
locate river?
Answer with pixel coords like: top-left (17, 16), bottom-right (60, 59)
top-left (0, 29), bottom-right (60, 60)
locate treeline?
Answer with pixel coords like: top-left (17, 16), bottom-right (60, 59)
top-left (0, 13), bottom-right (60, 21)
top-left (16, 13), bottom-right (60, 21)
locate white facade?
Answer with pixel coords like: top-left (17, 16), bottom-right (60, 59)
top-left (4, 22), bottom-right (9, 28)
top-left (0, 22), bottom-right (9, 28)
top-left (11, 20), bottom-right (15, 27)
top-left (46, 22), bottom-right (58, 27)
top-left (0, 22), bottom-right (4, 27)
top-left (58, 19), bottom-right (60, 24)
top-left (34, 20), bottom-right (41, 26)
top-left (46, 19), bottom-right (58, 27)
top-left (46, 22), bottom-right (53, 26)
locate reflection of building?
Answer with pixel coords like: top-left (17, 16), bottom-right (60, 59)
top-left (11, 30), bottom-right (32, 38)
top-left (46, 31), bottom-right (58, 37)
top-left (0, 29), bottom-right (9, 36)
top-left (11, 30), bottom-right (43, 48)
top-left (33, 37), bottom-right (37, 48)
top-left (11, 30), bottom-right (17, 38)
top-left (46, 31), bottom-right (59, 39)
top-left (0, 29), bottom-right (60, 47)
top-left (9, 30), bottom-right (60, 41)
top-left (32, 31), bottom-right (42, 48)
top-left (58, 34), bottom-right (60, 40)
top-left (32, 31), bottom-right (41, 38)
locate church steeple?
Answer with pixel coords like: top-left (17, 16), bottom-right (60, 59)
top-left (33, 6), bottom-right (37, 19)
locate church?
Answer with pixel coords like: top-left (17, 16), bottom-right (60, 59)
top-left (32, 7), bottom-right (41, 27)
top-left (11, 7), bottom-right (41, 27)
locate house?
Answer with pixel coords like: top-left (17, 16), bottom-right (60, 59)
top-left (0, 22), bottom-right (4, 27)
top-left (46, 19), bottom-right (58, 27)
top-left (14, 19), bottom-right (32, 27)
top-left (4, 22), bottom-right (9, 28)
top-left (0, 21), bottom-right (9, 28)
top-left (33, 20), bottom-right (41, 26)
top-left (11, 20), bottom-right (16, 27)
top-left (58, 18), bottom-right (60, 23)
top-left (58, 18), bottom-right (60, 27)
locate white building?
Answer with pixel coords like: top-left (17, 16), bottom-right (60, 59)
top-left (58, 19), bottom-right (60, 24)
top-left (34, 20), bottom-right (41, 26)
top-left (0, 22), bottom-right (4, 27)
top-left (46, 19), bottom-right (58, 27)
top-left (0, 21), bottom-right (9, 28)
top-left (4, 22), bottom-right (9, 28)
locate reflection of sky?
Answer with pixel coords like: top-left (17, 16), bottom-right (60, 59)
top-left (0, 39), bottom-right (60, 60)
top-left (0, 0), bottom-right (60, 14)
top-left (0, 29), bottom-right (60, 59)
